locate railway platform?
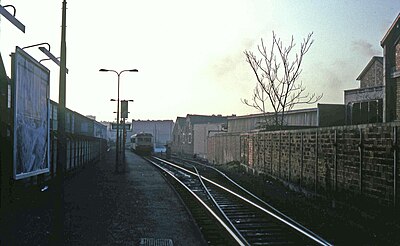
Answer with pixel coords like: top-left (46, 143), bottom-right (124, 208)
top-left (64, 148), bottom-right (207, 245)
top-left (8, 148), bottom-right (207, 245)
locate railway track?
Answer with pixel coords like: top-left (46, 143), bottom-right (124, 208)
top-left (145, 156), bottom-right (332, 246)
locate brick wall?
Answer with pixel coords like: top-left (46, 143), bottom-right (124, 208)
top-left (360, 60), bottom-right (383, 88)
top-left (397, 78), bottom-right (400, 121)
top-left (396, 43), bottom-right (400, 71)
top-left (208, 123), bottom-right (400, 207)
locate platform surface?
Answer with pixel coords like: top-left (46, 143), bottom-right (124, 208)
top-left (64, 149), bottom-right (207, 245)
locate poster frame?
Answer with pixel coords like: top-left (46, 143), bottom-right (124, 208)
top-left (12, 46), bottom-right (51, 180)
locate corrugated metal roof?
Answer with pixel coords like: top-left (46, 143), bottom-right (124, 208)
top-left (227, 107), bottom-right (317, 120)
top-left (186, 114), bottom-right (227, 125)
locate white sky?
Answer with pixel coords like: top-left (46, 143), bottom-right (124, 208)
top-left (1, 1), bottom-right (399, 122)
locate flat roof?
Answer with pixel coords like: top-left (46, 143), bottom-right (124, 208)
top-left (228, 107), bottom-right (318, 120)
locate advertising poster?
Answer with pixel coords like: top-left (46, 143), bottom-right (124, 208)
top-left (13, 47), bottom-right (50, 180)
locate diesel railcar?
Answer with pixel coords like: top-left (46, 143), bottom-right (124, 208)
top-left (130, 132), bottom-right (153, 155)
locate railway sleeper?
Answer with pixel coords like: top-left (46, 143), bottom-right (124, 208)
top-left (234, 223), bottom-right (283, 230)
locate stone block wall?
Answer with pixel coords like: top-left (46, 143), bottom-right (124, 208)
top-left (396, 77), bottom-right (400, 120)
top-left (208, 123), bottom-right (400, 207)
top-left (396, 43), bottom-right (400, 71)
top-left (360, 59), bottom-right (383, 88)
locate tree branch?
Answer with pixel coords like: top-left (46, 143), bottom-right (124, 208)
top-left (243, 31), bottom-right (321, 128)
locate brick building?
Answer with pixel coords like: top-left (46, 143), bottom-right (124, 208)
top-left (170, 117), bottom-right (186, 154)
top-left (171, 114), bottom-right (227, 157)
top-left (382, 13), bottom-right (400, 122)
top-left (344, 56), bottom-right (384, 124)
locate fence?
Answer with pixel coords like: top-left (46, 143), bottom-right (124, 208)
top-left (49, 131), bottom-right (107, 180)
top-left (209, 122), bottom-right (400, 207)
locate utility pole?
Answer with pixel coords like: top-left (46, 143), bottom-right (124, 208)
top-left (53, 0), bottom-right (67, 243)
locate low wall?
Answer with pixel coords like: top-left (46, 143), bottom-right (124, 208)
top-left (208, 123), bottom-right (400, 207)
top-left (207, 133), bottom-right (240, 164)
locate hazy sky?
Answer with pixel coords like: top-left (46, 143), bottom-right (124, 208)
top-left (1, 1), bottom-right (399, 122)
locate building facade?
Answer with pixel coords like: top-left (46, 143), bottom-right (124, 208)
top-left (344, 56), bottom-right (384, 125)
top-left (193, 123), bottom-right (226, 159)
top-left (171, 114), bottom-right (227, 157)
top-left (382, 13), bottom-right (400, 122)
top-left (171, 117), bottom-right (186, 154)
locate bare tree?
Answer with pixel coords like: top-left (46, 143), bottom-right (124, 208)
top-left (242, 32), bottom-right (322, 128)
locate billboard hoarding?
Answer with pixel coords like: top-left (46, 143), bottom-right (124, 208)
top-left (12, 47), bottom-right (50, 180)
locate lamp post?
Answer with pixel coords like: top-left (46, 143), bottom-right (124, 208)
top-left (112, 98), bottom-right (133, 164)
top-left (99, 69), bottom-right (138, 172)
top-left (120, 99), bottom-right (133, 168)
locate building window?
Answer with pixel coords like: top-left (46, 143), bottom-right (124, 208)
top-left (7, 84), bottom-right (11, 108)
top-left (188, 133), bottom-right (192, 144)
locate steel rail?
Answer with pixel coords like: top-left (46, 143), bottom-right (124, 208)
top-left (188, 158), bottom-right (333, 246)
top-left (144, 157), bottom-right (246, 246)
top-left (153, 156), bottom-right (332, 246)
top-left (192, 166), bottom-right (250, 246)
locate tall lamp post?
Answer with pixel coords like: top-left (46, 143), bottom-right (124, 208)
top-left (99, 69), bottom-right (138, 172)
top-left (120, 99), bottom-right (133, 167)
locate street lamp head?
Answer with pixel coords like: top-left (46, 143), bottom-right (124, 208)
top-left (99, 68), bottom-right (138, 74)
top-left (110, 99), bottom-right (116, 101)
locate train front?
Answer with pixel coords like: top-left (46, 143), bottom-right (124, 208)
top-left (133, 133), bottom-right (153, 155)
